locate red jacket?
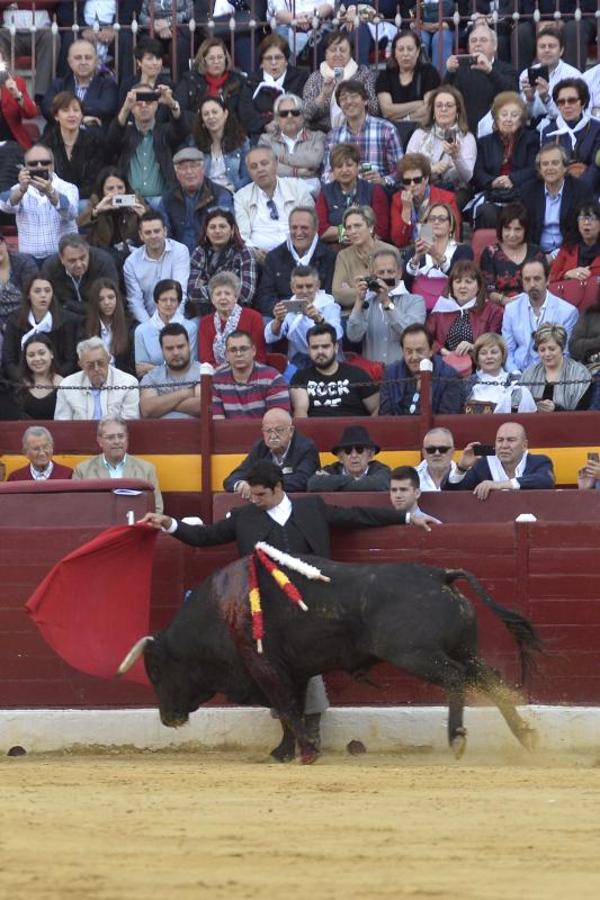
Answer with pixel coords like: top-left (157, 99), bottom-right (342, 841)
top-left (426, 302), bottom-right (503, 355)
top-left (0, 77), bottom-right (39, 149)
top-left (8, 462), bottom-right (73, 482)
top-left (549, 244), bottom-right (600, 283)
top-left (199, 307), bottom-right (267, 367)
top-left (391, 185), bottom-right (462, 248)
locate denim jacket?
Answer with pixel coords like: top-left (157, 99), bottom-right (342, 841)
top-left (202, 140), bottom-right (251, 193)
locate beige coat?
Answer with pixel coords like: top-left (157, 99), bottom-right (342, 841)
top-left (332, 239), bottom-right (398, 310)
top-left (72, 454), bottom-right (163, 513)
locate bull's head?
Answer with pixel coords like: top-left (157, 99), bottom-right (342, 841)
top-left (117, 633), bottom-right (215, 728)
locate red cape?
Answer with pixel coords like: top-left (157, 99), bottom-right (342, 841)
top-left (25, 524), bottom-right (158, 685)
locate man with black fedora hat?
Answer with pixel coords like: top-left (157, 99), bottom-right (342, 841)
top-left (308, 424), bottom-right (391, 493)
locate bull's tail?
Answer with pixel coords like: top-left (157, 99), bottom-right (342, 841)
top-left (444, 569), bottom-right (545, 684)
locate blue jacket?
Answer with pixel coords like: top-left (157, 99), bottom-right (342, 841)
top-left (203, 141), bottom-right (251, 193)
top-left (445, 453), bottom-right (555, 491)
top-left (380, 354), bottom-right (464, 415)
top-left (501, 291), bottom-right (579, 373)
top-left (42, 71), bottom-right (119, 126)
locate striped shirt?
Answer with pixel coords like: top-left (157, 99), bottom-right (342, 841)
top-left (212, 363), bottom-right (291, 419)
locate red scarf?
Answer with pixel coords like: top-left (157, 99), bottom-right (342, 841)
top-left (204, 72), bottom-right (229, 97)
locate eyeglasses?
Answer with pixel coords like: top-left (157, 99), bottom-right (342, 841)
top-left (402, 176), bottom-right (424, 185)
top-left (424, 445), bottom-right (452, 455)
top-left (556, 96), bottom-right (581, 106)
top-left (408, 391), bottom-right (420, 415)
top-left (434, 102), bottom-right (456, 110)
top-left (426, 215), bottom-right (450, 223)
top-left (28, 159), bottom-right (52, 167)
top-left (228, 346), bottom-right (252, 354)
top-left (263, 54), bottom-right (285, 62)
top-left (262, 426), bottom-right (290, 435)
top-left (279, 109), bottom-right (301, 117)
top-left (266, 199), bottom-right (280, 221)
top-left (578, 215), bottom-right (599, 223)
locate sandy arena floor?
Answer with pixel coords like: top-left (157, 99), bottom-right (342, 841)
top-left (2, 746), bottom-right (600, 900)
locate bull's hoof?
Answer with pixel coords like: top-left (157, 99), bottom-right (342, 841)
top-left (450, 728), bottom-right (467, 760)
top-left (518, 724), bottom-right (538, 751)
top-left (270, 743), bottom-right (296, 763)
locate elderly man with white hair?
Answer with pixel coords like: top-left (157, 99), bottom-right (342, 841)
top-left (416, 427), bottom-right (458, 492)
top-left (54, 337), bottom-right (139, 420)
top-left (7, 426), bottom-right (73, 481)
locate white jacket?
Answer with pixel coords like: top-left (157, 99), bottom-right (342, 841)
top-left (54, 366), bottom-right (140, 420)
top-left (234, 178), bottom-right (314, 250)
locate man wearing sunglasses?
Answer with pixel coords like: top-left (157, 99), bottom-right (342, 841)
top-left (307, 424), bottom-right (390, 493)
top-left (391, 153), bottom-right (461, 248)
top-left (0, 144), bottom-right (78, 262)
top-left (415, 427), bottom-right (457, 491)
top-left (234, 146), bottom-right (314, 266)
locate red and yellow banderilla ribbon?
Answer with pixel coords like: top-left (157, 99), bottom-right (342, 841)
top-left (248, 548), bottom-right (309, 653)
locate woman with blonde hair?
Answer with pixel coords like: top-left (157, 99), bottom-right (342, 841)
top-left (521, 323), bottom-right (593, 411)
top-left (332, 206), bottom-right (396, 310)
top-left (464, 332), bottom-right (537, 413)
top-left (405, 85), bottom-right (476, 207)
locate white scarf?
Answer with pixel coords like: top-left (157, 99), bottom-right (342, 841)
top-left (252, 69), bottom-right (287, 101)
top-left (149, 306), bottom-right (185, 332)
top-left (545, 107), bottom-right (592, 150)
top-left (21, 310), bottom-right (53, 348)
top-left (487, 451), bottom-right (528, 483)
top-left (416, 457), bottom-right (458, 492)
top-left (213, 303), bottom-right (242, 366)
top-left (287, 232), bottom-right (318, 266)
top-left (470, 369), bottom-right (511, 405)
top-left (431, 295), bottom-right (477, 314)
top-left (320, 58), bottom-right (359, 128)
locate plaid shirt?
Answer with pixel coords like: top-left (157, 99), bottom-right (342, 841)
top-left (187, 245), bottom-right (258, 317)
top-left (0, 174), bottom-right (79, 260)
top-left (322, 115), bottom-right (403, 187)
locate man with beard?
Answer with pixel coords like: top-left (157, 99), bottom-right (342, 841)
top-left (139, 323), bottom-right (201, 419)
top-left (502, 258), bottom-right (578, 372)
top-left (290, 323), bottom-right (379, 417)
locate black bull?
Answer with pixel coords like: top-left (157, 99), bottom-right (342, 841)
top-left (118, 556), bottom-right (544, 763)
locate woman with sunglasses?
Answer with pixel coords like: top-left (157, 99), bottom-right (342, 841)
top-left (402, 202), bottom-right (473, 310)
top-left (258, 94), bottom-right (325, 197)
top-left (238, 34), bottom-right (308, 140)
top-left (192, 96), bottom-right (250, 194)
top-left (541, 78), bottom-right (600, 175)
top-left (406, 86), bottom-right (476, 209)
top-left (391, 152), bottom-right (461, 248)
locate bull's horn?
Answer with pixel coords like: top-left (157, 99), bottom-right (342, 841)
top-left (117, 636), bottom-right (153, 676)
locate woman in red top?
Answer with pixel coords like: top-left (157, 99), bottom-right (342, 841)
top-left (199, 271), bottom-right (266, 368)
top-left (0, 49), bottom-right (38, 148)
top-left (550, 199), bottom-right (600, 283)
top-left (426, 259), bottom-right (503, 358)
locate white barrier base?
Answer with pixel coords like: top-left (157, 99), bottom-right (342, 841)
top-left (1, 706), bottom-right (600, 755)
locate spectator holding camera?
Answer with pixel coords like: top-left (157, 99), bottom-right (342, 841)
top-left (0, 144), bottom-right (79, 263)
top-left (444, 23), bottom-right (518, 136)
top-left (265, 265), bottom-right (342, 368)
top-left (444, 422), bottom-right (555, 498)
top-left (332, 205), bottom-right (396, 311)
top-left (405, 86), bottom-right (476, 207)
top-left (107, 83), bottom-right (188, 206)
top-left (78, 167), bottom-right (148, 265)
top-left (346, 249), bottom-right (426, 365)
top-left (0, 47), bottom-right (39, 149)
top-left (519, 27), bottom-right (581, 130)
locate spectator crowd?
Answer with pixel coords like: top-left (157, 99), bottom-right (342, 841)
top-left (2, 3), bottom-right (600, 432)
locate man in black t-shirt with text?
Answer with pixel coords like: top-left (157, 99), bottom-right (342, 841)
top-left (290, 323), bottom-right (379, 417)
